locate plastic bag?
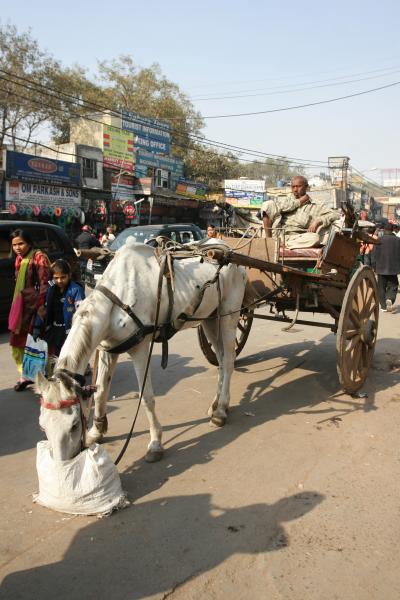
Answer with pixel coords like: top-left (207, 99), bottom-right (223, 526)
top-left (22, 334), bottom-right (48, 380)
top-left (34, 441), bottom-right (128, 516)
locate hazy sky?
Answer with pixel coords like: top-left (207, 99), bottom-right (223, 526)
top-left (2, 0), bottom-right (400, 180)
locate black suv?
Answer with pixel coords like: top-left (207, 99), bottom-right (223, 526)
top-left (0, 221), bottom-right (81, 326)
top-left (85, 223), bottom-right (204, 287)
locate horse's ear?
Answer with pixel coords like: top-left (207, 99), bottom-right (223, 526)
top-left (35, 371), bottom-right (49, 395)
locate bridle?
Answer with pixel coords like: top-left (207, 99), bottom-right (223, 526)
top-left (40, 371), bottom-right (97, 453)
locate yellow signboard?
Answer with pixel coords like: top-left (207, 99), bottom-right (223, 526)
top-left (103, 125), bottom-right (134, 172)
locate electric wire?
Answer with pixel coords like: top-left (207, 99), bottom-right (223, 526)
top-left (1, 81), bottom-right (329, 169)
top-left (0, 69), bottom-right (328, 166)
top-left (199, 80), bottom-right (400, 119)
top-left (191, 66), bottom-right (400, 102)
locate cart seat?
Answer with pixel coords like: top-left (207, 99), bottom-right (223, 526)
top-left (279, 247), bottom-right (323, 260)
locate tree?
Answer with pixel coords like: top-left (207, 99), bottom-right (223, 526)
top-left (239, 158), bottom-right (305, 186)
top-left (184, 146), bottom-right (241, 190)
top-left (97, 56), bottom-right (203, 158)
top-left (0, 24), bottom-right (62, 150)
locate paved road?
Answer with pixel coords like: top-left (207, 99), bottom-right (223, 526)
top-left (0, 306), bottom-right (400, 599)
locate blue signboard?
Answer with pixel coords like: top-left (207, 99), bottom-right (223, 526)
top-left (6, 151), bottom-right (81, 187)
top-left (122, 111), bottom-right (171, 155)
top-left (133, 134), bottom-right (170, 155)
top-left (135, 149), bottom-right (184, 177)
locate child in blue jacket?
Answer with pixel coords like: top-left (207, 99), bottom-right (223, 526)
top-left (34, 259), bottom-right (85, 357)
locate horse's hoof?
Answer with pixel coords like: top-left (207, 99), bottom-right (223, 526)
top-left (145, 450), bottom-right (163, 463)
top-left (210, 415), bottom-right (226, 427)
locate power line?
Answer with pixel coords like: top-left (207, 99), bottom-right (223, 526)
top-left (0, 69), bottom-right (326, 165)
top-left (199, 80), bottom-right (400, 119)
top-left (0, 69), bottom-right (329, 166)
top-left (191, 67), bottom-right (400, 102)
top-left (184, 58), bottom-right (400, 91)
top-left (2, 131), bottom-right (324, 197)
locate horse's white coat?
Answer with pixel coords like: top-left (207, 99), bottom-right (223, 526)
top-left (37, 241), bottom-right (247, 462)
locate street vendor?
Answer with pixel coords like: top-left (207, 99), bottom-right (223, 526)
top-left (262, 175), bottom-right (340, 249)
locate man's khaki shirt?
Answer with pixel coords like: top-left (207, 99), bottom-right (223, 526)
top-left (262, 195), bottom-right (340, 235)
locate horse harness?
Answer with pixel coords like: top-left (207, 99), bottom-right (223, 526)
top-left (94, 248), bottom-right (223, 369)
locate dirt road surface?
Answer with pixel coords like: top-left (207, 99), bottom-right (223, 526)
top-left (0, 306), bottom-right (399, 599)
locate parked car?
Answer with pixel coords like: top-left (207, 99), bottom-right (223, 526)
top-left (85, 223), bottom-right (204, 287)
top-left (0, 221), bottom-right (81, 326)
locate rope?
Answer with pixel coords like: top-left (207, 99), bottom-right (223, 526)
top-left (114, 255), bottom-right (167, 466)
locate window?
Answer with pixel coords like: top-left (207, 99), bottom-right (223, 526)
top-left (154, 168), bottom-right (170, 189)
top-left (82, 157), bottom-right (97, 179)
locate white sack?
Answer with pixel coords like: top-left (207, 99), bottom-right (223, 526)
top-left (34, 441), bottom-right (128, 516)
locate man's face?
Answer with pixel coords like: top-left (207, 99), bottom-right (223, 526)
top-left (207, 227), bottom-right (217, 238)
top-left (291, 178), bottom-right (307, 198)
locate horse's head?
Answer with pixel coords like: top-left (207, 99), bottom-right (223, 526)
top-left (36, 371), bottom-right (94, 461)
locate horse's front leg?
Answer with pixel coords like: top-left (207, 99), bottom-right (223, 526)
top-left (128, 342), bottom-right (163, 463)
top-left (202, 315), bottom-right (238, 427)
top-left (86, 350), bottom-right (118, 446)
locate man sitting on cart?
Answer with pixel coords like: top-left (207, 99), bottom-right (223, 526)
top-left (262, 176), bottom-right (340, 249)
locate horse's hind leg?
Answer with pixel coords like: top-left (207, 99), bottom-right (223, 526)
top-left (128, 343), bottom-right (164, 463)
top-left (86, 350), bottom-right (118, 445)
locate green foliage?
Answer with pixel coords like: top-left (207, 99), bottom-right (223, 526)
top-left (184, 146), bottom-right (241, 189)
top-left (239, 158), bottom-right (306, 186)
top-left (0, 23), bottom-right (304, 189)
top-left (97, 56), bottom-right (204, 157)
top-left (0, 24), bottom-right (60, 149)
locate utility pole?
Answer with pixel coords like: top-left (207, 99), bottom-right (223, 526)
top-left (328, 156), bottom-right (350, 206)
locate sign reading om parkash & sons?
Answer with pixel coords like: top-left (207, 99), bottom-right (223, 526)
top-left (6, 181), bottom-right (81, 207)
top-left (103, 125), bottom-right (134, 172)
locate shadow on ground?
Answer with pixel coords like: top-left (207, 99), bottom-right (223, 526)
top-left (0, 491), bottom-right (323, 600)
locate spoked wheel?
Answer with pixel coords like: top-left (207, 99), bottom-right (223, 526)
top-left (197, 309), bottom-right (254, 366)
top-left (336, 266), bottom-right (379, 393)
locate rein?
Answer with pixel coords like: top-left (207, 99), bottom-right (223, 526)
top-left (113, 253), bottom-right (167, 465)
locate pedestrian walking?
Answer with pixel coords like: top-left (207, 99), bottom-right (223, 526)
top-left (373, 223), bottom-right (400, 312)
top-left (33, 259), bottom-right (85, 364)
top-left (74, 225), bottom-right (101, 250)
top-left (101, 225), bottom-right (116, 248)
top-left (360, 226), bottom-right (378, 268)
top-left (74, 225), bottom-right (101, 279)
top-left (8, 229), bottom-right (50, 391)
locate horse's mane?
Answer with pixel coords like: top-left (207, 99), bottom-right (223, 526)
top-left (57, 294), bottom-right (97, 372)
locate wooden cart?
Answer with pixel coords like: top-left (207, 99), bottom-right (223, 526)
top-left (198, 227), bottom-right (379, 394)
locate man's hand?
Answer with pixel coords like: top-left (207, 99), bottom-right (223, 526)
top-left (308, 219), bottom-right (322, 233)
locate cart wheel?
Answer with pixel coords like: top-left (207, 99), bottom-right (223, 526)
top-left (336, 266), bottom-right (379, 393)
top-left (197, 309), bottom-right (254, 366)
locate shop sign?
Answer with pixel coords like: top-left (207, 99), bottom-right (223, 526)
top-left (6, 180), bottom-right (81, 207)
top-left (111, 174), bottom-right (135, 201)
top-left (133, 177), bottom-right (152, 195)
top-left (224, 179), bottom-right (265, 193)
top-left (6, 150), bottom-right (81, 187)
top-left (224, 179), bottom-right (265, 208)
top-left (135, 149), bottom-right (183, 176)
top-left (103, 125), bottom-right (134, 172)
top-left (176, 179), bottom-right (208, 199)
top-left (121, 111), bottom-right (171, 155)
top-left (225, 196), bottom-right (264, 208)
top-left (123, 202), bottom-right (139, 224)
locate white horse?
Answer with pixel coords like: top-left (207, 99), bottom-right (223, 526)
top-left (36, 239), bottom-right (247, 462)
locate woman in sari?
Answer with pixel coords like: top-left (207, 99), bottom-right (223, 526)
top-left (9, 229), bottom-right (50, 391)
